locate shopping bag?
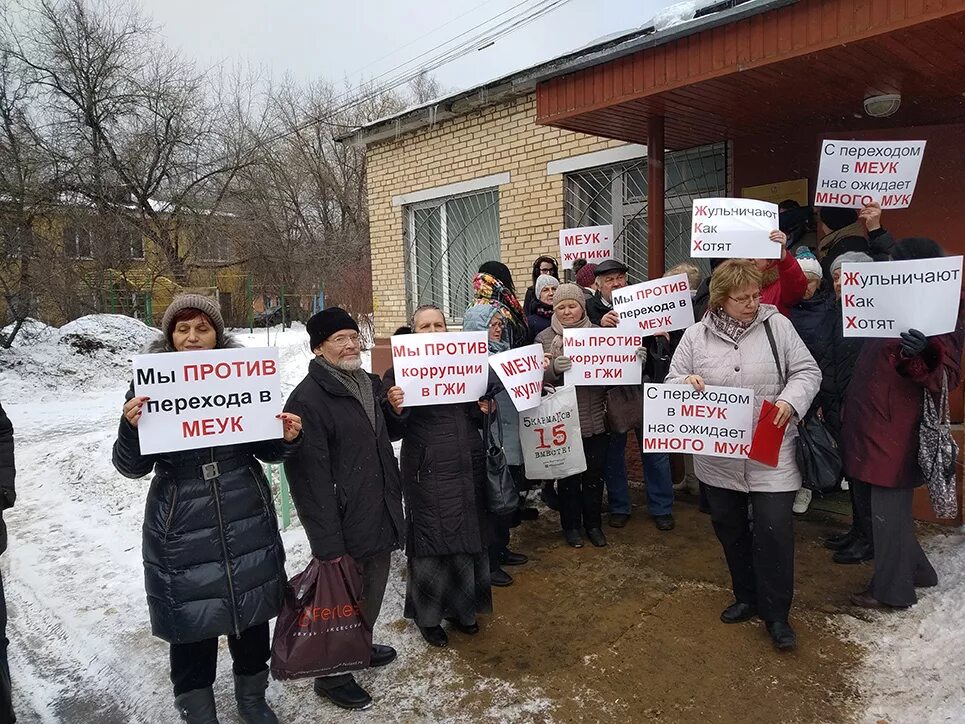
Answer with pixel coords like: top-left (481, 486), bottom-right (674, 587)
top-left (270, 556), bottom-right (372, 680)
top-left (519, 385), bottom-right (586, 480)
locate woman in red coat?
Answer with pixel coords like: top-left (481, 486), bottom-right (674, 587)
top-left (842, 237), bottom-right (965, 609)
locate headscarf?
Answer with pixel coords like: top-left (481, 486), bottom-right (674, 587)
top-left (470, 272), bottom-right (529, 348)
top-left (462, 304), bottom-right (510, 354)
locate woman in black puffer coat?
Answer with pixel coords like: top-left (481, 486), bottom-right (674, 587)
top-left (112, 294), bottom-right (302, 724)
top-left (382, 304), bottom-right (492, 649)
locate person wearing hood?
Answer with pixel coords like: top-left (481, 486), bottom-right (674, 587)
top-left (817, 202), bottom-right (894, 278)
top-left (666, 261), bottom-right (821, 651)
top-left (470, 261), bottom-right (531, 348)
top-left (787, 250), bottom-right (835, 515)
top-left (844, 238), bottom-right (965, 611)
top-left (523, 256), bottom-right (559, 316)
top-left (112, 294), bottom-right (303, 723)
top-left (463, 304), bottom-right (529, 587)
top-left (382, 305), bottom-right (493, 649)
top-left (527, 274), bottom-right (558, 336)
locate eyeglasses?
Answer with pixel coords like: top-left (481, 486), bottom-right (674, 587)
top-left (488, 318), bottom-right (504, 329)
top-left (539, 266), bottom-right (555, 273)
top-left (727, 292), bottom-right (762, 306)
top-left (328, 333), bottom-right (361, 348)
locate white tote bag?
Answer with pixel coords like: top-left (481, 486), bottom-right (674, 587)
top-left (519, 385), bottom-right (587, 480)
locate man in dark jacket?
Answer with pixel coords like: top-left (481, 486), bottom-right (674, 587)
top-left (284, 307), bottom-right (405, 712)
top-left (0, 403), bottom-right (15, 723)
top-left (816, 202), bottom-right (894, 278)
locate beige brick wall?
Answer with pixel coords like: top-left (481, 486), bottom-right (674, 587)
top-left (366, 93), bottom-right (623, 337)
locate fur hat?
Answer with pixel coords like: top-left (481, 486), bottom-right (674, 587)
top-left (307, 306), bottom-right (359, 350)
top-left (829, 251), bottom-right (873, 276)
top-left (161, 293), bottom-right (224, 344)
top-left (552, 283), bottom-right (587, 310)
top-left (535, 274), bottom-right (559, 299)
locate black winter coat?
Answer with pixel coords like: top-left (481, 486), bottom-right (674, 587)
top-left (526, 300), bottom-right (553, 337)
top-left (283, 361), bottom-right (405, 561)
top-left (384, 369), bottom-right (487, 558)
top-left (789, 288), bottom-right (835, 414)
top-left (111, 338), bottom-right (298, 644)
top-left (0, 403), bottom-right (15, 555)
top-left (586, 291), bottom-right (611, 326)
top-left (822, 299), bottom-right (866, 439)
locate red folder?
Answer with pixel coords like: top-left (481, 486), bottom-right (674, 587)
top-left (748, 400), bottom-right (789, 468)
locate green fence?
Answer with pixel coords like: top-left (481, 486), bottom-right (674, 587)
top-left (264, 463), bottom-right (293, 530)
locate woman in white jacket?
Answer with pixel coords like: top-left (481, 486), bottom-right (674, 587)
top-left (666, 260), bottom-right (820, 651)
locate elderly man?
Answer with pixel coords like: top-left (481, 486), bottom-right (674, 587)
top-left (284, 307), bottom-right (405, 711)
top-left (586, 260), bottom-right (676, 532)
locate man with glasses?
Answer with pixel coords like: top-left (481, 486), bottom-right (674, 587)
top-left (284, 307), bottom-right (405, 711)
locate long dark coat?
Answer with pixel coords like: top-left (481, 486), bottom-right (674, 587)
top-left (842, 293), bottom-right (965, 488)
top-left (111, 337), bottom-right (298, 644)
top-left (0, 403), bottom-right (14, 555)
top-left (283, 361), bottom-right (405, 561)
top-left (383, 369), bottom-right (487, 558)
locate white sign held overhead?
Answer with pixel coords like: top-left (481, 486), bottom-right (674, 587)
top-left (489, 344), bottom-right (545, 412)
top-left (815, 140), bottom-right (926, 209)
top-left (559, 225), bottom-right (614, 270)
top-left (133, 347), bottom-right (283, 455)
top-left (840, 256), bottom-right (963, 338)
top-left (690, 198), bottom-right (781, 259)
top-left (390, 331), bottom-right (490, 407)
top-left (612, 273), bottom-right (696, 335)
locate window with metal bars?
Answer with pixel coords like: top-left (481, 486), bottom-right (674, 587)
top-left (404, 188), bottom-right (500, 323)
top-left (564, 142), bottom-right (727, 281)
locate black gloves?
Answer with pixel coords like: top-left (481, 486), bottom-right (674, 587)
top-left (899, 328), bottom-right (928, 358)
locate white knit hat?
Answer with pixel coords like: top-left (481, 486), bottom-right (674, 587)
top-left (796, 255), bottom-right (823, 280)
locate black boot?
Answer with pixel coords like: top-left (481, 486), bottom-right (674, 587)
top-left (720, 602), bottom-right (757, 624)
top-left (445, 617), bottom-right (480, 634)
top-left (233, 670), bottom-right (277, 724)
top-left (563, 529), bottom-right (583, 548)
top-left (585, 528), bottom-right (608, 547)
top-left (419, 625), bottom-right (449, 647)
top-left (314, 675), bottom-right (372, 710)
top-left (175, 687), bottom-right (220, 723)
top-left (370, 644), bottom-right (397, 667)
top-left (824, 528), bottom-right (859, 551)
top-left (833, 538), bottom-right (874, 564)
top-left (765, 620), bottom-right (796, 651)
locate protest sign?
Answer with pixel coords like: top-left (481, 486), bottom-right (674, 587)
top-left (840, 256), bottom-right (963, 338)
top-left (612, 273), bottom-right (695, 334)
top-left (489, 343), bottom-right (545, 412)
top-left (519, 386), bottom-right (586, 479)
top-left (815, 140), bottom-right (926, 209)
top-left (690, 198), bottom-right (780, 259)
top-left (133, 346), bottom-right (282, 455)
top-left (559, 225), bottom-right (614, 270)
top-left (642, 383), bottom-right (755, 459)
top-left (563, 329), bottom-right (643, 386)
top-left (390, 331), bottom-right (489, 407)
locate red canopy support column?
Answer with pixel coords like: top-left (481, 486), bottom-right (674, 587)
top-left (647, 116), bottom-right (665, 279)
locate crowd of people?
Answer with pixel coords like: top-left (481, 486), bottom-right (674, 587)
top-left (0, 200), bottom-right (934, 723)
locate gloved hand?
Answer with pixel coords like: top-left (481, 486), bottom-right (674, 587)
top-left (635, 346), bottom-right (648, 363)
top-left (900, 328), bottom-right (927, 358)
top-left (553, 355), bottom-right (573, 374)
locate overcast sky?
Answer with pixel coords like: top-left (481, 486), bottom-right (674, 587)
top-left (139, 0), bottom-right (673, 96)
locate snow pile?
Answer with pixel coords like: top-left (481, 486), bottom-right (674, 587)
top-left (845, 530), bottom-right (965, 723)
top-left (651, 0), bottom-right (722, 31)
top-left (0, 318), bottom-right (59, 347)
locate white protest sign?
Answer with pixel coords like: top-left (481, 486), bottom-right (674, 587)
top-left (562, 329), bottom-right (643, 386)
top-left (612, 273), bottom-right (696, 334)
top-left (489, 343), bottom-right (544, 412)
top-left (840, 256), bottom-right (963, 338)
top-left (519, 386), bottom-right (587, 479)
top-left (815, 140), bottom-right (926, 209)
top-left (690, 198), bottom-right (780, 259)
top-left (390, 331), bottom-right (489, 407)
top-left (642, 383), bottom-right (754, 459)
top-left (133, 347), bottom-right (283, 455)
top-left (559, 224), bottom-right (614, 270)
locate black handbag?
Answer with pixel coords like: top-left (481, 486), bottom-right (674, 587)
top-left (763, 319), bottom-right (843, 493)
top-left (483, 407), bottom-right (519, 516)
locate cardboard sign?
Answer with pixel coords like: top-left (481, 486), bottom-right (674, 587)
top-left (519, 386), bottom-right (587, 480)
top-left (840, 256), bottom-right (963, 338)
top-left (133, 347), bottom-right (283, 455)
top-left (815, 140), bottom-right (926, 209)
top-left (642, 383), bottom-right (755, 459)
top-left (562, 329), bottom-right (643, 386)
top-left (612, 273), bottom-right (695, 334)
top-left (690, 198), bottom-right (780, 259)
top-left (390, 331), bottom-right (489, 407)
top-left (489, 343), bottom-right (545, 412)
top-left (559, 225), bottom-right (614, 270)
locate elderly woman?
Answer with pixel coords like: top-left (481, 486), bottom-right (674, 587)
top-left (666, 261), bottom-right (820, 651)
top-left (537, 284), bottom-right (613, 549)
top-left (844, 238), bottom-right (965, 610)
top-left (527, 274), bottom-right (558, 336)
top-left (382, 305), bottom-right (492, 648)
top-left (112, 294), bottom-right (302, 723)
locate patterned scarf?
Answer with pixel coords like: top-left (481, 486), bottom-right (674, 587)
top-left (549, 311), bottom-right (592, 357)
top-left (471, 272), bottom-right (529, 347)
top-left (709, 307), bottom-right (760, 344)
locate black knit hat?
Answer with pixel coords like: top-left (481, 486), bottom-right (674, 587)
top-left (819, 206), bottom-right (858, 231)
top-left (307, 307), bottom-right (359, 350)
top-left (891, 237), bottom-right (945, 261)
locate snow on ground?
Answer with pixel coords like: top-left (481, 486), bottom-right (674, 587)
top-left (2, 315), bottom-right (550, 723)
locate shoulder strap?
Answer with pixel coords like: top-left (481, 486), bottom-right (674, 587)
top-left (762, 319), bottom-right (786, 387)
